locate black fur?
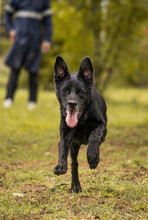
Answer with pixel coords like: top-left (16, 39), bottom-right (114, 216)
top-left (54, 56), bottom-right (107, 193)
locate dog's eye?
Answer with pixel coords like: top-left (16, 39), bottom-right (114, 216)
top-left (77, 90), bottom-right (83, 95)
top-left (63, 88), bottom-right (70, 93)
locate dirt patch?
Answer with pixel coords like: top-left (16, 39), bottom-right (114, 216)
top-left (0, 161), bottom-right (50, 171)
top-left (23, 183), bottom-right (47, 193)
top-left (120, 166), bottom-right (148, 182)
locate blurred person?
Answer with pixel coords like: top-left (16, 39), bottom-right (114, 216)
top-left (3, 0), bottom-right (52, 110)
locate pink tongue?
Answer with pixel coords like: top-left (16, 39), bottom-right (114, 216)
top-left (66, 110), bottom-right (78, 128)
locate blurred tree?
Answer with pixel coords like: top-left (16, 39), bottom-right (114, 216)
top-left (40, 0), bottom-right (94, 90)
top-left (0, 0), bottom-right (9, 38)
top-left (103, 0), bottom-right (148, 88)
top-left (1, 0), bottom-right (148, 89)
top-left (64, 0), bottom-right (148, 89)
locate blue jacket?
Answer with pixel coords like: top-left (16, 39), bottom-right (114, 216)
top-left (5, 0), bottom-right (52, 73)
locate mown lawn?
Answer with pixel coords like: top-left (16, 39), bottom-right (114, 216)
top-left (0, 65), bottom-right (148, 219)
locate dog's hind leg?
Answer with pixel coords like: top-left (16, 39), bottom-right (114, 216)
top-left (70, 142), bottom-right (82, 193)
top-left (87, 124), bottom-right (107, 169)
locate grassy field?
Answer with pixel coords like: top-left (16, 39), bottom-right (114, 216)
top-left (0, 64), bottom-right (148, 219)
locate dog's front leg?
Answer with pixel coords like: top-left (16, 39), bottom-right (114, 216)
top-left (54, 139), bottom-right (69, 175)
top-left (87, 123), bottom-right (107, 169)
top-left (70, 142), bottom-right (82, 193)
top-left (54, 126), bottom-right (75, 175)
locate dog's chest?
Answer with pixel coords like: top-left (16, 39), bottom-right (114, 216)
top-left (73, 119), bottom-right (98, 145)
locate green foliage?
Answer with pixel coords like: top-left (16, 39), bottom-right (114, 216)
top-left (103, 0), bottom-right (148, 86)
top-left (39, 1), bottom-right (94, 89)
top-left (63, 0), bottom-right (148, 89)
top-left (39, 0), bottom-right (94, 90)
top-left (0, 39), bottom-right (10, 56)
top-left (1, 0), bottom-right (148, 89)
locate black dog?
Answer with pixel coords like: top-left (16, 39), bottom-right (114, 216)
top-left (54, 56), bottom-right (107, 193)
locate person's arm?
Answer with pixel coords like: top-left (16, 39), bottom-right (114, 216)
top-left (41, 0), bottom-right (53, 52)
top-left (5, 0), bottom-right (17, 42)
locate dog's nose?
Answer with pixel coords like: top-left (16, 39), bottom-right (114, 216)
top-left (68, 100), bottom-right (77, 108)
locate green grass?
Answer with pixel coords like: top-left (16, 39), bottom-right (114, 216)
top-left (0, 66), bottom-right (148, 219)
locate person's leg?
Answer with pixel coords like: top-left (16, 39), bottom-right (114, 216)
top-left (28, 72), bottom-right (38, 102)
top-left (27, 72), bottom-right (38, 110)
top-left (5, 68), bottom-right (20, 100)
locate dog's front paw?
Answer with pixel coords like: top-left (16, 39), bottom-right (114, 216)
top-left (71, 182), bottom-right (82, 193)
top-left (54, 164), bottom-right (67, 175)
top-left (89, 162), bottom-right (99, 169)
top-left (87, 154), bottom-right (99, 170)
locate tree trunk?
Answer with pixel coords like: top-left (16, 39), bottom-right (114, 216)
top-left (93, 28), bottom-right (104, 90)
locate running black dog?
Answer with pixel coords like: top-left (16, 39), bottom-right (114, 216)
top-left (54, 56), bottom-right (107, 193)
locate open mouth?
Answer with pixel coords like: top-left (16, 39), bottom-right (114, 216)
top-left (65, 109), bottom-right (80, 128)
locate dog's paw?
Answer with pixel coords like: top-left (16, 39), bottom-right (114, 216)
top-left (87, 154), bottom-right (99, 170)
top-left (89, 162), bottom-right (99, 169)
top-left (54, 164), bottom-right (67, 175)
top-left (71, 183), bottom-right (82, 193)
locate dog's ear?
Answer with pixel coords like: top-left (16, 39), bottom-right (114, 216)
top-left (54, 56), bottom-right (70, 83)
top-left (77, 57), bottom-right (93, 85)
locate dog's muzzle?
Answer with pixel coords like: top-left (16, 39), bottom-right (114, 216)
top-left (67, 100), bottom-right (77, 110)
top-left (65, 100), bottom-right (79, 128)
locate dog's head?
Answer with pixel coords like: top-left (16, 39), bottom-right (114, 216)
top-left (54, 56), bottom-right (94, 128)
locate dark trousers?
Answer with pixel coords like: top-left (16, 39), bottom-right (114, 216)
top-left (5, 68), bottom-right (38, 102)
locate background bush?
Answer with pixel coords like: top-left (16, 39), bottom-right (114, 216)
top-left (1, 0), bottom-right (148, 90)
